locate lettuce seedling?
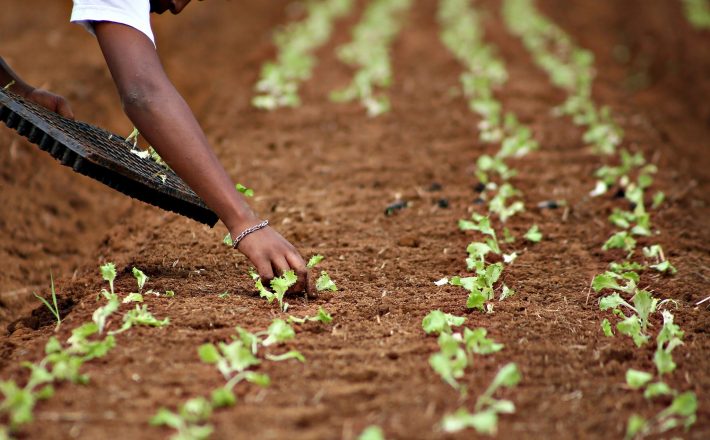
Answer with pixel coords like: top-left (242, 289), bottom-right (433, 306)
top-left (316, 271), bottom-right (337, 292)
top-left (462, 328), bottom-right (504, 354)
top-left (603, 231), bottom-right (636, 254)
top-left (132, 267), bottom-right (148, 292)
top-left (93, 291), bottom-right (120, 334)
top-left (33, 273), bottom-right (61, 331)
top-left (422, 310), bottom-right (466, 335)
top-left (265, 351), bottom-right (306, 363)
top-left (429, 332), bottom-right (468, 391)
top-left (523, 225), bottom-right (542, 243)
top-left (198, 340), bottom-right (261, 381)
top-left (625, 369), bottom-right (652, 390)
top-left (654, 311), bottom-right (684, 376)
top-left (357, 425), bottom-right (385, 440)
top-left (111, 305), bottom-right (169, 335)
top-left (151, 398), bottom-right (214, 440)
top-left (235, 183), bottom-right (254, 197)
top-left (262, 319), bottom-right (295, 347)
top-left (288, 307), bottom-right (333, 324)
top-left (123, 293), bottom-right (143, 304)
top-left (442, 363), bottom-right (520, 434)
top-left (251, 269), bottom-right (298, 312)
top-left (100, 263), bottom-right (117, 295)
top-left (601, 318), bottom-right (614, 337)
top-left (307, 254), bottom-right (325, 268)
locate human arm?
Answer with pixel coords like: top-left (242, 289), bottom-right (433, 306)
top-left (92, 22), bottom-right (307, 289)
top-left (0, 56), bottom-right (74, 118)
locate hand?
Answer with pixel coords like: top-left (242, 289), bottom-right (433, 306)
top-left (25, 88), bottom-right (74, 119)
top-left (235, 225), bottom-right (309, 294)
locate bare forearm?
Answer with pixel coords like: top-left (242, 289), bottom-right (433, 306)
top-left (0, 57), bottom-right (32, 95)
top-left (123, 83), bottom-right (258, 232)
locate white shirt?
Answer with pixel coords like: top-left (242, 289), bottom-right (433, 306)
top-left (70, 0), bottom-right (155, 46)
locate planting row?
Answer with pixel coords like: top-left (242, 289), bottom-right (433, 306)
top-left (503, 0), bottom-right (697, 437)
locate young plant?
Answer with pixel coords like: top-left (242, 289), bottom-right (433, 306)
top-left (151, 397), bottom-right (214, 440)
top-left (441, 363), bottom-right (521, 435)
top-left (33, 273), bottom-right (61, 331)
top-left (251, 270), bottom-right (298, 312)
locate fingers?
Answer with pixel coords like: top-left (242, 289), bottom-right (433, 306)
top-left (285, 251), bottom-right (308, 294)
top-left (56, 97), bottom-right (74, 120)
top-left (254, 257), bottom-right (274, 285)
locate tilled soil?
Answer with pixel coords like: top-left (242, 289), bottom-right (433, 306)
top-left (1, 1), bottom-right (708, 439)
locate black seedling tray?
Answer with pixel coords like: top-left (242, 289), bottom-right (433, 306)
top-left (0, 88), bottom-right (218, 226)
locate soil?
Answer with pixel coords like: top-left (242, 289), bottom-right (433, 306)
top-left (1, 0), bottom-right (708, 439)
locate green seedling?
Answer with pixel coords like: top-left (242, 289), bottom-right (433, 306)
top-left (654, 311), bottom-right (683, 376)
top-left (601, 318), bottom-right (614, 337)
top-left (462, 328), bottom-right (504, 355)
top-left (422, 310), bottom-right (466, 335)
top-left (132, 267), bottom-right (149, 292)
top-left (358, 425), bottom-right (385, 440)
top-left (251, 269), bottom-right (298, 311)
top-left (523, 225), bottom-right (542, 243)
top-left (307, 254), bottom-right (325, 268)
top-left (442, 363), bottom-right (521, 434)
top-left (253, 0), bottom-right (354, 110)
top-left (429, 332), bottom-right (468, 391)
top-left (100, 262), bottom-right (117, 295)
top-left (603, 231), bottom-right (637, 254)
top-left (625, 369), bottom-right (653, 390)
top-left (93, 292), bottom-right (120, 333)
top-left (123, 293), bottom-right (143, 304)
top-left (683, 0), bottom-right (710, 28)
top-left (151, 397), bottom-right (214, 440)
top-left (111, 305), bottom-right (169, 335)
top-left (33, 273), bottom-right (61, 331)
top-left (316, 271), bottom-right (337, 292)
top-left (218, 291), bottom-right (230, 299)
top-left (288, 307), bottom-right (333, 324)
top-left (235, 183), bottom-right (254, 197)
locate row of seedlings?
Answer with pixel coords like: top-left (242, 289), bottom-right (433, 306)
top-left (151, 255), bottom-right (338, 439)
top-left (0, 264), bottom-right (170, 439)
top-left (502, 0), bottom-right (698, 437)
top-left (252, 0), bottom-right (354, 110)
top-left (421, 0), bottom-right (552, 434)
top-left (330, 0), bottom-right (412, 116)
top-left (683, 0), bottom-right (710, 29)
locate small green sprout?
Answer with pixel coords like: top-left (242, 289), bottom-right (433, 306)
top-left (132, 267), bottom-right (148, 291)
top-left (265, 350), bottom-right (306, 363)
top-left (315, 271), bottom-right (337, 292)
top-left (422, 310), bottom-right (466, 335)
top-left (625, 369), bottom-right (652, 390)
top-left (122, 293), bottom-right (143, 304)
top-left (235, 183), bottom-right (254, 197)
top-left (358, 425), bottom-right (385, 440)
top-left (218, 291), bottom-right (230, 299)
top-left (523, 224), bottom-right (542, 243)
top-left (165, 290), bottom-right (175, 297)
top-left (222, 233), bottom-right (233, 246)
top-left (442, 363), bottom-right (521, 434)
top-left (262, 319), bottom-right (295, 346)
top-left (151, 398), bottom-right (214, 440)
top-left (251, 269), bottom-right (298, 312)
top-left (288, 307), bottom-right (333, 324)
top-left (210, 387), bottom-right (236, 408)
top-left (33, 273), bottom-right (61, 331)
top-left (643, 382), bottom-right (672, 400)
top-left (111, 305), bottom-right (169, 335)
top-left (100, 262), bottom-right (117, 295)
top-left (307, 254), bottom-right (325, 268)
top-left (601, 318), bottom-right (614, 337)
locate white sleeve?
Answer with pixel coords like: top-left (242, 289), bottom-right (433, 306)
top-left (70, 0), bottom-right (155, 47)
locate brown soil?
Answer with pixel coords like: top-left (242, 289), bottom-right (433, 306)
top-left (1, 0), bottom-right (708, 439)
